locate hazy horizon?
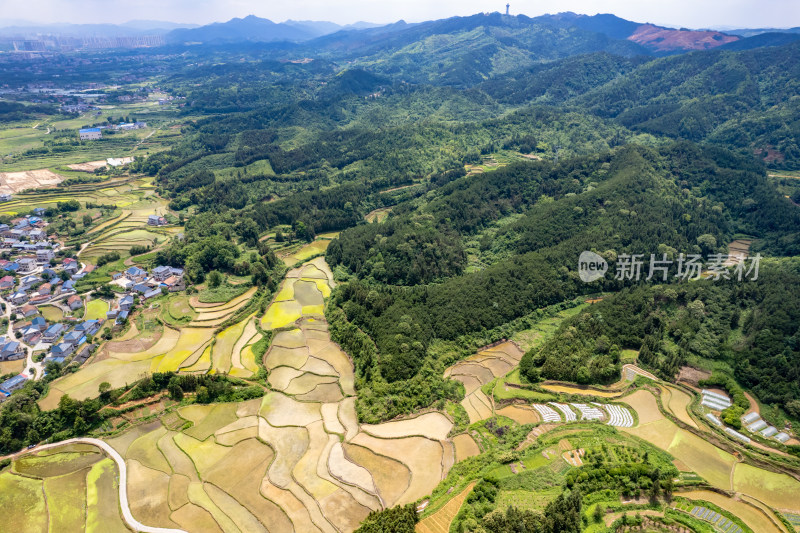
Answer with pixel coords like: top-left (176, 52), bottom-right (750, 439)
top-left (0, 0), bottom-right (799, 31)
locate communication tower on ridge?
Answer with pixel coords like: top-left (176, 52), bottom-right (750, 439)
top-left (506, 3), bottom-right (510, 15)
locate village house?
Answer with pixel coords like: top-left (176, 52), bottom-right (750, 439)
top-left (0, 340), bottom-right (25, 361)
top-left (19, 304), bottom-right (38, 318)
top-left (17, 257), bottom-right (36, 273)
top-left (152, 265), bottom-right (172, 281)
top-left (0, 374), bottom-right (28, 396)
top-left (3, 262), bottom-right (19, 272)
top-left (162, 275), bottom-right (186, 292)
top-left (31, 316), bottom-right (47, 331)
top-left (62, 330), bottom-right (85, 347)
top-left (9, 291), bottom-right (28, 305)
top-left (75, 319), bottom-right (101, 337)
top-left (67, 295), bottom-right (83, 310)
top-left (51, 342), bottom-right (75, 358)
top-left (33, 208), bottom-right (46, 216)
top-left (147, 214), bottom-right (168, 226)
top-left (0, 275), bottom-right (14, 290)
top-left (42, 323), bottom-right (65, 343)
top-left (132, 283), bottom-right (150, 294)
top-left (72, 343), bottom-right (95, 365)
top-left (116, 309), bottom-right (130, 325)
top-left (22, 327), bottom-right (42, 345)
top-left (125, 266), bottom-right (147, 282)
top-left (62, 280), bottom-right (75, 292)
top-left (143, 287), bottom-right (162, 299)
top-left (78, 128), bottom-right (102, 141)
top-left (36, 248), bottom-right (54, 263)
top-left (119, 294), bottom-right (134, 311)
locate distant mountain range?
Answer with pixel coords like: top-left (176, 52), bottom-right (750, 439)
top-left (2, 12), bottom-right (799, 55)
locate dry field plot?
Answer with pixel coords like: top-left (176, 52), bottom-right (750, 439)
top-left (0, 168), bottom-right (63, 195)
top-left (679, 490), bottom-right (788, 533)
top-left (444, 341), bottom-right (524, 423)
top-left (540, 383), bottom-right (624, 397)
top-left (416, 481), bottom-right (476, 533)
top-left (497, 404), bottom-right (540, 425)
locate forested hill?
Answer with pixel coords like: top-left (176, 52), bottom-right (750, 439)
top-left (480, 41), bottom-right (800, 168)
top-left (325, 143), bottom-right (800, 421)
top-left (302, 13), bottom-right (649, 85)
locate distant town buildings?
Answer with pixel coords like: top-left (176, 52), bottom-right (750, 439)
top-left (79, 128), bottom-right (102, 141)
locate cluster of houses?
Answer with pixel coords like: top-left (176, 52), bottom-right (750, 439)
top-left (78, 122), bottom-right (147, 141)
top-left (106, 265), bottom-right (185, 324)
top-left (0, 213), bottom-right (58, 271)
top-left (5, 259), bottom-right (83, 308)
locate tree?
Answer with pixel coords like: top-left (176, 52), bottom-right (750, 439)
top-left (98, 382), bottom-right (111, 395)
top-left (592, 504), bottom-right (604, 523)
top-left (82, 214), bottom-right (93, 227)
top-left (167, 377), bottom-right (184, 401)
top-left (208, 270), bottom-right (223, 288)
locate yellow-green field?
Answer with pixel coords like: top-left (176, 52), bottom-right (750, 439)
top-left (85, 299), bottom-right (110, 320)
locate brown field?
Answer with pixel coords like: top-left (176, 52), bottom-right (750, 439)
top-left (623, 389), bottom-right (738, 490)
top-left (417, 481), bottom-right (476, 533)
top-left (679, 490), bottom-right (788, 533)
top-left (662, 384), bottom-right (698, 428)
top-left (361, 412), bottom-right (453, 441)
top-left (183, 403), bottom-right (240, 441)
top-left (343, 443), bottom-right (411, 508)
top-left (453, 433), bottom-right (481, 462)
top-left (126, 425), bottom-right (172, 473)
top-left (351, 432), bottom-right (444, 505)
top-left (497, 404), bottom-right (540, 425)
top-left (127, 459), bottom-right (178, 528)
top-left (284, 373), bottom-right (339, 395)
top-left (0, 358), bottom-right (24, 375)
top-left (169, 502), bottom-right (223, 533)
top-left (541, 383), bottom-right (624, 397)
top-left (0, 168), bottom-right (63, 194)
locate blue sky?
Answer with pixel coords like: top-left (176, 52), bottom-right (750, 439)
top-left (1, 0), bottom-right (798, 29)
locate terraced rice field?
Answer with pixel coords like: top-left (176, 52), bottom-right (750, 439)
top-left (540, 383), bottom-right (624, 397)
top-left (444, 342), bottom-right (524, 423)
top-left (679, 490), bottom-right (789, 533)
top-left (0, 446), bottom-right (128, 532)
top-left (43, 288), bottom-right (260, 401)
top-left (621, 389), bottom-right (739, 490)
top-left (261, 257), bottom-right (333, 329)
top-left (280, 239), bottom-right (334, 266)
top-left (30, 258), bottom-right (469, 533)
top-left (416, 482), bottom-right (476, 533)
top-left (660, 384), bottom-right (699, 429)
